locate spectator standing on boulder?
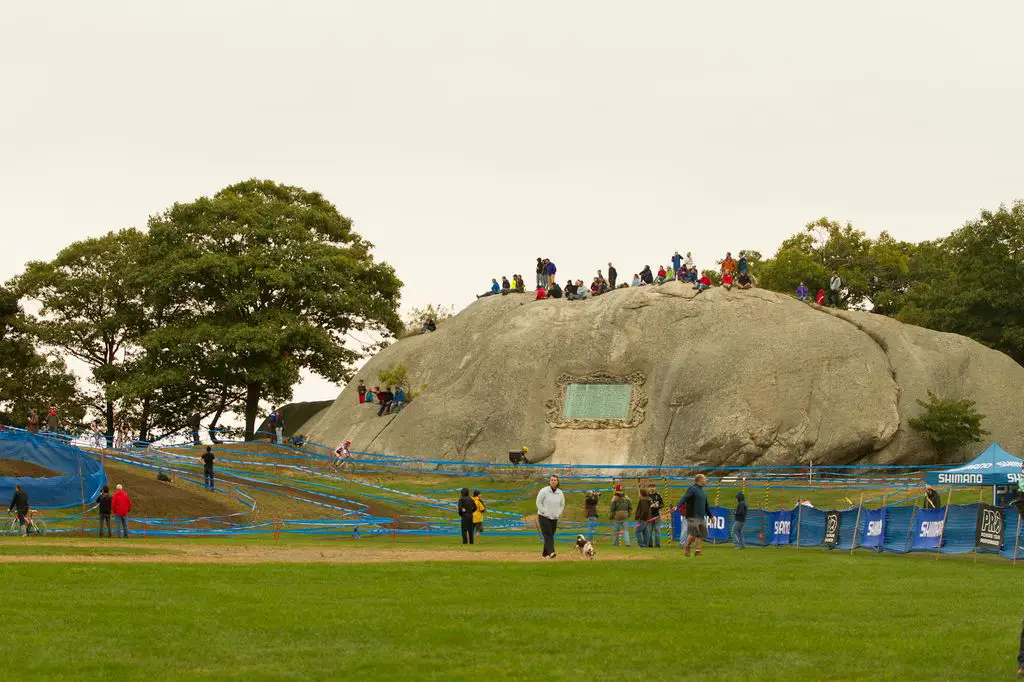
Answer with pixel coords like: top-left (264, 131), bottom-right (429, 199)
top-left (584, 490), bottom-right (600, 542)
top-left (472, 490), bottom-right (486, 540)
top-left (536, 258), bottom-right (546, 289)
top-left (97, 485), bottom-right (113, 538)
top-left (796, 282), bottom-right (808, 301)
top-left (45, 406), bottom-right (59, 433)
top-left (685, 252), bottom-right (695, 269)
top-left (189, 410), bottom-right (201, 445)
top-left (536, 475), bottom-right (565, 558)
top-left (357, 380), bottom-right (367, 404)
top-left (112, 484), bottom-right (132, 539)
top-left (924, 484), bottom-right (941, 510)
top-left (457, 488), bottom-right (476, 545)
top-left (201, 446), bottom-right (216, 490)
top-left (608, 263), bottom-right (617, 289)
top-left (732, 491), bottom-right (748, 549)
top-left (671, 251), bottom-right (682, 274)
top-left (26, 409), bottom-right (40, 434)
top-left (377, 387), bottom-right (394, 416)
top-left (635, 488), bottom-right (653, 548)
top-left (738, 254), bottom-right (748, 275)
top-left (829, 272), bottom-right (843, 307)
top-left (609, 490), bottom-right (632, 547)
top-left (545, 259), bottom-right (557, 287)
top-left (8, 483), bottom-right (29, 536)
top-left (648, 483), bottom-right (664, 548)
top-left (679, 474), bottom-right (711, 557)
top-left (721, 252), bottom-right (736, 276)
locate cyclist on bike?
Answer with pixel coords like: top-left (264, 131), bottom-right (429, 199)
top-left (8, 484), bottom-right (29, 536)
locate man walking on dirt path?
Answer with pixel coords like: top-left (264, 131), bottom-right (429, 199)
top-left (536, 474), bottom-right (565, 559)
top-left (679, 474), bottom-right (711, 557)
top-left (201, 446), bottom-right (216, 490)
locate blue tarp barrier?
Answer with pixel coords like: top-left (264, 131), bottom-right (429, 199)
top-left (769, 510), bottom-right (792, 545)
top-left (861, 507), bottom-right (886, 549)
top-left (707, 506), bottom-right (729, 542)
top-left (0, 430), bottom-right (105, 507)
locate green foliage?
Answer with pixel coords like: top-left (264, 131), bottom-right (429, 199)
top-left (908, 390), bottom-right (987, 457)
top-left (402, 303), bottom-right (454, 336)
top-left (377, 363), bottom-right (425, 401)
top-left (147, 179), bottom-right (403, 437)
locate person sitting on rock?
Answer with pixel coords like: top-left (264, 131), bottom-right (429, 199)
top-left (631, 273), bottom-right (641, 287)
top-left (365, 387), bottom-right (376, 405)
top-left (640, 265), bottom-right (654, 285)
top-left (501, 276), bottom-right (511, 294)
top-left (377, 387), bottom-right (394, 416)
top-left (815, 288), bottom-right (826, 305)
top-left (694, 273), bottom-right (712, 292)
top-left (737, 272), bottom-right (753, 289)
top-left (477, 279), bottom-right (500, 298)
top-left (721, 252), bottom-right (737, 275)
top-left (391, 386), bottom-right (405, 412)
top-left (535, 286), bottom-right (547, 301)
top-left (721, 272), bottom-right (734, 290)
top-left (514, 274), bottom-right (526, 291)
top-left (656, 265), bottom-right (667, 284)
top-left (567, 281), bottom-right (587, 301)
top-left (548, 281), bottom-right (563, 299)
top-left (796, 282), bottom-right (808, 301)
top-left (685, 266), bottom-right (699, 284)
top-left (421, 318), bottom-right (437, 333)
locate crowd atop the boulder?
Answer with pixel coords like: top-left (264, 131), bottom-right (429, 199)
top-left (476, 251), bottom-right (761, 302)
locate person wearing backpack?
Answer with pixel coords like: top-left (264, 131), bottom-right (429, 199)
top-left (609, 490), bottom-right (632, 547)
top-left (97, 485), bottom-right (113, 538)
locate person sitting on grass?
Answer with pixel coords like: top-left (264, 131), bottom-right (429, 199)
top-left (721, 272), bottom-right (734, 290)
top-left (477, 279), bottom-right (501, 298)
top-left (693, 273), bottom-right (712, 292)
top-left (796, 282), bottom-right (809, 301)
top-left (631, 273), bottom-right (641, 287)
top-left (737, 272), bottom-right (752, 289)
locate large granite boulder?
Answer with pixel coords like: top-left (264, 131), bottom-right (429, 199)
top-left (306, 284), bottom-right (1024, 466)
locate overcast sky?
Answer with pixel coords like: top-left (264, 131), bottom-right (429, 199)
top-left (2, 1), bottom-right (1022, 406)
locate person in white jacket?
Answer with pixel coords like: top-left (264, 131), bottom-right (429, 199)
top-left (536, 474), bottom-right (565, 558)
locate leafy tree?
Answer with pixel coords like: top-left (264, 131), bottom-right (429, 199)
top-left (147, 179), bottom-right (403, 438)
top-left (14, 229), bottom-right (149, 444)
top-left (757, 232), bottom-right (828, 296)
top-left (0, 287), bottom-right (86, 428)
top-left (376, 363), bottom-right (426, 401)
top-left (908, 390), bottom-right (986, 458)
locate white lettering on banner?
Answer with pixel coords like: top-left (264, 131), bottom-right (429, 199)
top-left (705, 515), bottom-right (725, 530)
top-left (1010, 473), bottom-right (1021, 483)
top-left (938, 473), bottom-right (983, 484)
top-left (919, 521), bottom-right (944, 538)
top-left (980, 510), bottom-right (1002, 535)
top-left (867, 520), bottom-right (883, 536)
top-left (773, 520), bottom-right (791, 536)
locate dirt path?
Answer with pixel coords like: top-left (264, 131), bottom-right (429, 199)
top-left (0, 540), bottom-right (649, 564)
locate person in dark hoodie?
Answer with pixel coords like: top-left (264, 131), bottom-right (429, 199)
top-left (678, 474), bottom-right (711, 557)
top-left (97, 485), bottom-right (113, 538)
top-left (648, 483), bottom-right (664, 548)
top-left (634, 488), bottom-right (653, 548)
top-left (640, 265), bottom-right (654, 285)
top-left (457, 488), bottom-right (476, 545)
top-left (924, 484), bottom-right (941, 510)
top-left (732, 491), bottom-right (748, 549)
top-left (8, 484), bottom-right (29, 536)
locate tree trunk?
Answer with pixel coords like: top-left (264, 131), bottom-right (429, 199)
top-left (244, 382), bottom-right (262, 441)
top-left (138, 396), bottom-right (151, 443)
top-left (105, 399), bottom-right (115, 448)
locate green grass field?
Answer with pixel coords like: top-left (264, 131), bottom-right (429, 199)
top-left (0, 537), bottom-right (1019, 681)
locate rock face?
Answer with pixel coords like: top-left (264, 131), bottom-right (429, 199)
top-left (306, 284), bottom-right (1024, 466)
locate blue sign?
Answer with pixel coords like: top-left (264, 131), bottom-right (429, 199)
top-left (911, 508), bottom-right (945, 550)
top-left (705, 506), bottom-right (729, 542)
top-left (769, 510), bottom-right (792, 545)
top-left (860, 507), bottom-right (886, 549)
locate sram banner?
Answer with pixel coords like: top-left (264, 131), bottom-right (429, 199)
top-left (704, 506), bottom-right (729, 542)
top-left (975, 504), bottom-right (1004, 551)
top-left (823, 511), bottom-right (842, 548)
top-left (911, 507), bottom-right (945, 550)
top-left (769, 510), bottom-right (792, 545)
top-left (860, 507), bottom-right (886, 549)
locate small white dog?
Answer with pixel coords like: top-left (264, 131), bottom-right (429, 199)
top-left (574, 534), bottom-right (595, 560)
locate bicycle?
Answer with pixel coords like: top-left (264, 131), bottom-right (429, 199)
top-left (7, 509), bottom-right (46, 535)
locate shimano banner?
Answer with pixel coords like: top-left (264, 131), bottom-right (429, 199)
top-left (860, 507), bottom-right (886, 549)
top-left (706, 506), bottom-right (729, 542)
top-left (769, 510), bottom-right (792, 545)
top-left (823, 511), bottom-right (842, 548)
top-left (911, 507), bottom-right (945, 550)
top-left (975, 504), bottom-right (1004, 551)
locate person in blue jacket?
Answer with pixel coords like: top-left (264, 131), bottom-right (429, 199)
top-left (678, 474), bottom-right (711, 557)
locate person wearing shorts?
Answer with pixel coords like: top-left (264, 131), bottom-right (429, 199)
top-left (678, 474), bottom-right (711, 557)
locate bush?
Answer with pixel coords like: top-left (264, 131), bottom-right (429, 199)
top-left (401, 304), bottom-right (454, 338)
top-left (377, 363), bottom-right (426, 402)
top-left (908, 390), bottom-right (987, 457)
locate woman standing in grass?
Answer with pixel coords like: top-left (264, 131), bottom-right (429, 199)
top-left (457, 488), bottom-right (476, 545)
top-left (536, 475), bottom-right (565, 559)
top-left (472, 490), bottom-right (486, 541)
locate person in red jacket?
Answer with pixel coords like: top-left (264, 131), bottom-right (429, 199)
top-left (111, 484), bottom-right (132, 539)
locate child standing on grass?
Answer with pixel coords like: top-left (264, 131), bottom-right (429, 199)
top-left (472, 490), bottom-right (486, 541)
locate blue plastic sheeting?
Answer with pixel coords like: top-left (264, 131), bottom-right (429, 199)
top-left (0, 430), bottom-right (105, 508)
